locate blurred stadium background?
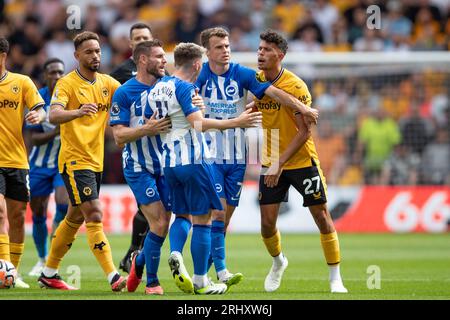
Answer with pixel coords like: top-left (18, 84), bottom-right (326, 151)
top-left (0, 0), bottom-right (449, 300)
top-left (1, 0), bottom-right (448, 233)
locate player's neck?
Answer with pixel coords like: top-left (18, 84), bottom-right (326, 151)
top-left (209, 61), bottom-right (229, 76)
top-left (173, 69), bottom-right (196, 84)
top-left (263, 66), bottom-right (282, 82)
top-left (78, 66), bottom-right (96, 82)
top-left (136, 71), bottom-right (159, 87)
top-left (0, 65), bottom-right (6, 79)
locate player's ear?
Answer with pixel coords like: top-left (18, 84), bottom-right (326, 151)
top-left (74, 50), bottom-right (79, 61)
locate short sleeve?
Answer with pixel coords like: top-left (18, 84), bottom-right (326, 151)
top-left (23, 77), bottom-right (45, 111)
top-left (110, 87), bottom-right (130, 126)
top-left (50, 79), bottom-right (70, 109)
top-left (109, 76), bottom-right (121, 97)
top-left (175, 81), bottom-right (200, 117)
top-left (238, 64), bottom-right (271, 99)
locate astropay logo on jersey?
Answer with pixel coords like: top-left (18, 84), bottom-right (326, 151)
top-left (0, 100), bottom-right (19, 109)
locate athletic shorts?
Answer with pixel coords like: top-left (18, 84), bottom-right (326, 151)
top-left (124, 169), bottom-right (171, 211)
top-left (61, 165), bottom-right (101, 206)
top-left (29, 166), bottom-right (65, 197)
top-left (211, 163), bottom-right (246, 207)
top-left (163, 161), bottom-right (223, 216)
top-left (259, 163), bottom-right (327, 207)
top-left (0, 168), bottom-right (30, 202)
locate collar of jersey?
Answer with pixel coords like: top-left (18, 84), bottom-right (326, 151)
top-left (271, 68), bottom-right (284, 85)
top-left (0, 71), bottom-right (8, 82)
top-left (76, 69), bottom-right (97, 85)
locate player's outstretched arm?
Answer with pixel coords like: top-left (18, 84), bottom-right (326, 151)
top-left (187, 108), bottom-right (262, 132)
top-left (49, 103), bottom-right (98, 124)
top-left (264, 85), bottom-right (319, 124)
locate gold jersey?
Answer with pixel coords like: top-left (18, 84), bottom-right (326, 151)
top-left (0, 72), bottom-right (44, 169)
top-left (255, 68), bottom-right (319, 170)
top-left (51, 69), bottom-right (120, 172)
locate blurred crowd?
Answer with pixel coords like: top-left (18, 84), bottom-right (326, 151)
top-left (0, 0), bottom-right (449, 185)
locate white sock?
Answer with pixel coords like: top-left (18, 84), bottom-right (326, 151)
top-left (193, 274), bottom-right (208, 288)
top-left (217, 269), bottom-right (229, 281)
top-left (273, 252), bottom-right (285, 267)
top-left (107, 271), bottom-right (118, 284)
top-left (329, 264), bottom-right (342, 282)
top-left (43, 266), bottom-right (57, 277)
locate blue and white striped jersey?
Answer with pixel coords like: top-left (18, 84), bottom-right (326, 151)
top-left (27, 86), bottom-right (60, 169)
top-left (143, 75), bottom-right (209, 167)
top-left (195, 62), bottom-right (270, 163)
top-left (110, 77), bottom-right (164, 175)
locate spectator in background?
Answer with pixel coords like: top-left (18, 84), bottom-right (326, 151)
top-left (174, 2), bottom-right (204, 43)
top-left (45, 29), bottom-right (77, 72)
top-left (272, 0), bottom-right (306, 38)
top-left (347, 6), bottom-right (367, 45)
top-left (311, 0), bottom-right (338, 44)
top-left (109, 4), bottom-right (139, 55)
top-left (323, 17), bottom-right (351, 52)
top-left (313, 118), bottom-right (346, 185)
top-left (290, 26), bottom-right (322, 52)
top-left (382, 0), bottom-right (413, 52)
top-left (357, 108), bottom-right (401, 184)
top-left (138, 0), bottom-right (175, 45)
top-left (353, 29), bottom-right (384, 51)
top-left (419, 127), bottom-right (450, 185)
top-left (399, 103), bottom-right (435, 155)
top-left (411, 7), bottom-right (445, 50)
top-left (380, 143), bottom-right (420, 185)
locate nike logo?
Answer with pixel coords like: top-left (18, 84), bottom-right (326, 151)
top-left (231, 197), bottom-right (240, 201)
top-left (215, 247), bottom-right (225, 250)
top-left (132, 71), bottom-right (137, 76)
top-left (206, 86), bottom-right (213, 91)
top-left (295, 85), bottom-right (302, 89)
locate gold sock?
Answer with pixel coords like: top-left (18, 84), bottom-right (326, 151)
top-left (262, 230), bottom-right (282, 257)
top-left (86, 222), bottom-right (116, 277)
top-left (46, 218), bottom-right (82, 270)
top-left (320, 231), bottom-right (341, 265)
top-left (9, 242), bottom-right (24, 271)
top-left (0, 234), bottom-right (10, 261)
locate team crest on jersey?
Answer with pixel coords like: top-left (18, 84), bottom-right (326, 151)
top-left (83, 187), bottom-right (92, 196)
top-left (11, 85), bottom-right (19, 94)
top-left (102, 87), bottom-right (109, 97)
top-left (225, 82), bottom-right (238, 97)
top-left (111, 102), bottom-right (120, 116)
top-left (215, 183), bottom-right (223, 193)
top-left (146, 188), bottom-right (155, 197)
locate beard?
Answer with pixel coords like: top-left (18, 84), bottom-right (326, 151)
top-left (83, 61), bottom-right (100, 72)
top-left (146, 64), bottom-right (164, 79)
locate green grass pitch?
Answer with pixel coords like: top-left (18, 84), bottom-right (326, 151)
top-left (1, 233), bottom-right (449, 300)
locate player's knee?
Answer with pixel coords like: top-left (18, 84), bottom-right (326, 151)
top-left (260, 215), bottom-right (276, 233)
top-left (313, 209), bottom-right (334, 233)
top-left (84, 210), bottom-right (103, 223)
top-left (212, 209), bottom-right (225, 221)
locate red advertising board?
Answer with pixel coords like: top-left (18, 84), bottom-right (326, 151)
top-left (335, 186), bottom-right (450, 233)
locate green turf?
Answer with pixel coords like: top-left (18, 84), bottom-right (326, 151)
top-left (1, 233), bottom-right (449, 300)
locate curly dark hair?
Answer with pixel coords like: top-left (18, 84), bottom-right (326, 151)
top-left (259, 29), bottom-right (288, 55)
top-left (0, 37), bottom-right (9, 54)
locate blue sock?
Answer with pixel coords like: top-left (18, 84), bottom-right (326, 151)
top-left (32, 215), bottom-right (48, 259)
top-left (191, 224), bottom-right (211, 276)
top-left (54, 204), bottom-right (68, 225)
top-left (211, 220), bottom-right (226, 273)
top-left (144, 232), bottom-right (165, 286)
top-left (136, 250), bottom-right (145, 267)
top-left (169, 216), bottom-right (192, 254)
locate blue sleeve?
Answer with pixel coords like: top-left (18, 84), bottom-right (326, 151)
top-left (25, 123), bottom-right (44, 132)
top-left (175, 81), bottom-right (200, 117)
top-left (239, 64), bottom-right (271, 99)
top-left (110, 87), bottom-right (130, 126)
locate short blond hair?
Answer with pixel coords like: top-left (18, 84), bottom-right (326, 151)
top-left (200, 27), bottom-right (229, 49)
top-left (174, 42), bottom-right (205, 68)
